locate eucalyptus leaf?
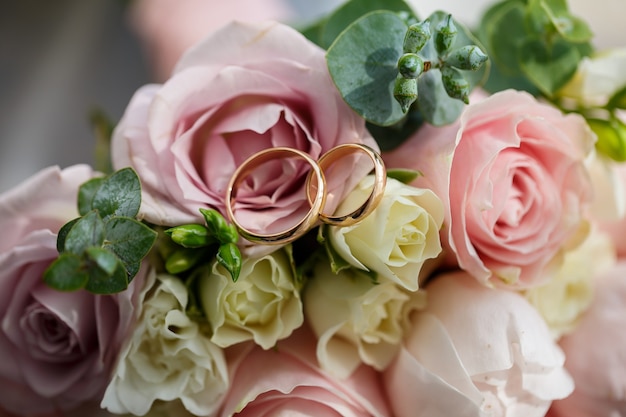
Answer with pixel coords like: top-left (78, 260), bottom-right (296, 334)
top-left (78, 177), bottom-right (104, 216)
top-left (326, 11), bottom-right (408, 126)
top-left (43, 253), bottom-right (89, 291)
top-left (417, 70), bottom-right (465, 126)
top-left (85, 259), bottom-right (129, 294)
top-left (64, 210), bottom-right (105, 254)
top-left (217, 242), bottom-right (242, 282)
top-left (56, 218), bottom-right (79, 253)
top-left (104, 216), bottom-right (157, 271)
top-left (86, 246), bottom-right (120, 276)
top-left (607, 85), bottom-right (626, 110)
top-left (91, 168), bottom-right (141, 219)
top-left (319, 0), bottom-right (415, 49)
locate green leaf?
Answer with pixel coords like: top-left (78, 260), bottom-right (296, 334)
top-left (317, 225), bottom-right (353, 274)
top-left (86, 246), bottom-right (119, 276)
top-left (589, 117), bottom-right (626, 162)
top-left (43, 253), bottom-right (89, 291)
top-left (417, 70), bottom-right (465, 126)
top-left (77, 177), bottom-right (104, 216)
top-left (165, 224), bottom-right (216, 248)
top-left (217, 242), bottom-right (242, 282)
top-left (319, 0), bottom-right (415, 49)
top-left (56, 218), bottom-right (79, 253)
top-left (200, 208), bottom-right (239, 244)
top-left (104, 216), bottom-right (157, 273)
top-left (326, 11), bottom-right (408, 126)
top-left (92, 168), bottom-right (141, 219)
top-left (518, 37), bottom-right (580, 96)
top-left (607, 85), bottom-right (626, 110)
top-left (387, 168), bottom-right (421, 184)
top-left (85, 259), bottom-right (129, 294)
top-left (64, 210), bottom-right (106, 254)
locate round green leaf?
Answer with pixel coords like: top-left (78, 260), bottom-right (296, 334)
top-left (43, 253), bottom-right (89, 291)
top-left (64, 210), bottom-right (105, 255)
top-left (326, 11), bottom-right (408, 126)
top-left (92, 168), bottom-right (142, 219)
top-left (78, 177), bottom-right (104, 216)
top-left (85, 259), bottom-right (129, 294)
top-left (104, 216), bottom-right (157, 267)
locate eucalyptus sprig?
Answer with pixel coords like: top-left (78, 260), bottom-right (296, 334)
top-left (164, 208), bottom-right (242, 282)
top-left (44, 168), bottom-right (157, 294)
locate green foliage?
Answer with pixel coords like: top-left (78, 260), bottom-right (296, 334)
top-left (44, 168), bottom-right (157, 294)
top-left (163, 208), bottom-right (242, 282)
top-left (386, 168), bottom-right (422, 184)
top-left (477, 0), bottom-right (593, 96)
top-left (588, 117), bottom-right (626, 162)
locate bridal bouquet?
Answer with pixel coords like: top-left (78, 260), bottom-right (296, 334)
top-left (2, 0), bottom-right (626, 416)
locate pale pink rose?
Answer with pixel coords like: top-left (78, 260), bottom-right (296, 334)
top-left (549, 261), bottom-right (626, 417)
top-left (384, 271), bottom-right (573, 417)
top-left (129, 0), bottom-right (292, 81)
top-left (384, 89), bottom-right (595, 288)
top-left (112, 21), bottom-right (377, 235)
top-left (0, 166), bottom-right (147, 416)
top-left (219, 325), bottom-right (391, 417)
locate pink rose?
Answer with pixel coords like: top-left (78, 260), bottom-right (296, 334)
top-left (0, 166), bottom-right (147, 416)
top-left (384, 90), bottom-right (595, 288)
top-left (219, 325), bottom-right (390, 417)
top-left (112, 20), bottom-right (377, 234)
top-left (549, 261), bottom-right (626, 417)
top-left (384, 271), bottom-right (573, 417)
top-left (129, 0), bottom-right (292, 80)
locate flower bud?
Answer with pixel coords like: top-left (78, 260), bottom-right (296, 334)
top-left (165, 247), bottom-right (204, 274)
top-left (435, 15), bottom-right (457, 55)
top-left (441, 66), bottom-right (469, 104)
top-left (393, 75), bottom-right (418, 113)
top-left (445, 45), bottom-right (488, 71)
top-left (403, 21), bottom-right (431, 53)
top-left (397, 53), bottom-right (424, 79)
top-left (166, 224), bottom-right (215, 248)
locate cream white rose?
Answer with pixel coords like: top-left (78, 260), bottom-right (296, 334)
top-left (305, 262), bottom-right (426, 378)
top-left (558, 48), bottom-right (626, 107)
top-left (101, 274), bottom-right (228, 416)
top-left (328, 176), bottom-right (444, 291)
top-left (199, 248), bottom-right (303, 349)
top-left (525, 227), bottom-right (616, 339)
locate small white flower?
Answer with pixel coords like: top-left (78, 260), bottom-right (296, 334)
top-left (329, 176), bottom-right (444, 291)
top-left (101, 274), bottom-right (228, 416)
top-left (305, 262), bottom-right (426, 378)
top-left (525, 228), bottom-right (616, 339)
top-left (199, 248), bottom-right (303, 349)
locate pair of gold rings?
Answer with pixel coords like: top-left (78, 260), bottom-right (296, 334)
top-left (225, 143), bottom-right (386, 245)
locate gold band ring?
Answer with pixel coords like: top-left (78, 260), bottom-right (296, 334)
top-left (225, 147), bottom-right (326, 245)
top-left (307, 143), bottom-right (386, 227)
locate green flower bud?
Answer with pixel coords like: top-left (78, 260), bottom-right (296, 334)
top-left (445, 45), bottom-right (488, 71)
top-left (165, 224), bottom-right (215, 248)
top-left (393, 75), bottom-right (418, 113)
top-left (441, 66), bottom-right (470, 104)
top-left (397, 53), bottom-right (424, 79)
top-left (403, 21), bottom-right (431, 53)
top-left (200, 208), bottom-right (239, 244)
top-left (435, 15), bottom-right (457, 55)
top-left (165, 247), bottom-right (204, 275)
top-left (588, 117), bottom-right (626, 162)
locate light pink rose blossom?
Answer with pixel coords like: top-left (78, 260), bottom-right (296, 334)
top-left (549, 261), bottom-right (626, 417)
top-left (112, 21), bottom-right (377, 236)
top-left (218, 325), bottom-right (391, 417)
top-left (384, 271), bottom-right (573, 417)
top-left (384, 89), bottom-right (595, 288)
top-left (129, 0), bottom-right (292, 81)
top-left (0, 165), bottom-right (147, 416)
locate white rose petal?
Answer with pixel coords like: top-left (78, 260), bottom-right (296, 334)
top-left (329, 176), bottom-right (444, 291)
top-left (305, 262), bottom-right (426, 378)
top-left (101, 274), bottom-right (228, 416)
top-left (199, 248), bottom-right (303, 349)
top-left (525, 227), bottom-right (616, 339)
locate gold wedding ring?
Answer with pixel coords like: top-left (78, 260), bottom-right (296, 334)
top-left (308, 143), bottom-right (387, 227)
top-left (225, 147), bottom-right (327, 245)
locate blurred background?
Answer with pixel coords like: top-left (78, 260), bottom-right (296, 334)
top-left (0, 0), bottom-right (623, 192)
